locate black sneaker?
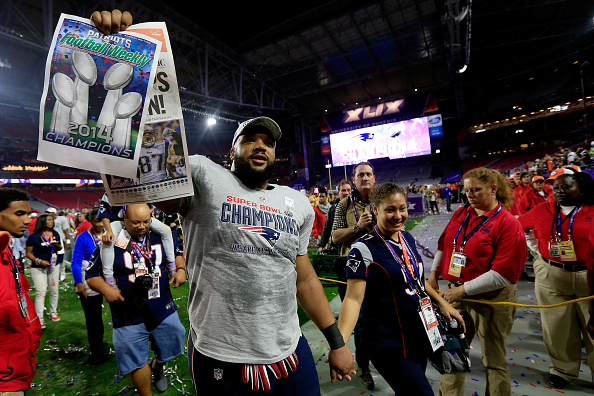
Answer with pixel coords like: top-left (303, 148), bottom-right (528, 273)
top-left (548, 374), bottom-right (568, 389)
top-left (150, 357), bottom-right (167, 392)
top-left (357, 368), bottom-right (375, 390)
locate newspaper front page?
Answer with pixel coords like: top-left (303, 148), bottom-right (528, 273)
top-left (38, 14), bottom-right (162, 178)
top-left (101, 22), bottom-right (193, 205)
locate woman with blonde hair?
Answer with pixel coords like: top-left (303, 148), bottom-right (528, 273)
top-left (428, 167), bottom-right (527, 396)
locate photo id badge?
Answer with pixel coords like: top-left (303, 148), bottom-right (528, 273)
top-left (134, 257), bottom-right (148, 277)
top-left (148, 273), bottom-right (160, 300)
top-left (558, 241), bottom-right (577, 262)
top-left (419, 297), bottom-right (438, 329)
top-left (19, 294), bottom-right (28, 318)
top-left (418, 298), bottom-right (444, 352)
top-left (548, 241), bottom-right (560, 258)
top-left (448, 252), bottom-right (466, 277)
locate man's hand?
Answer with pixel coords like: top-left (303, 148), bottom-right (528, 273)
top-left (357, 212), bottom-right (374, 230)
top-left (327, 345), bottom-right (356, 383)
top-left (102, 229), bottom-right (115, 243)
top-left (104, 287), bottom-right (125, 304)
top-left (75, 282), bottom-right (87, 298)
top-left (169, 269), bottom-right (187, 288)
top-left (317, 247), bottom-right (324, 254)
top-left (442, 285), bottom-right (467, 303)
top-left (90, 10), bottom-right (133, 36)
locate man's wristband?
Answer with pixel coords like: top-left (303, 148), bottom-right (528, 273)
top-left (321, 321), bottom-right (345, 350)
top-left (175, 267), bottom-right (186, 273)
top-left (35, 258), bottom-right (42, 265)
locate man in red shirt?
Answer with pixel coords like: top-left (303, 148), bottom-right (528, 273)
top-left (74, 211), bottom-right (91, 241)
top-left (513, 172), bottom-right (531, 200)
top-left (520, 175), bottom-right (548, 214)
top-left (312, 187), bottom-right (330, 241)
top-left (0, 188), bottom-right (42, 394)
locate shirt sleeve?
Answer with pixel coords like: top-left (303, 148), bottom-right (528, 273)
top-left (26, 233), bottom-right (37, 247)
top-left (97, 194), bottom-right (112, 221)
top-left (84, 245), bottom-right (103, 280)
top-left (463, 269), bottom-right (512, 295)
top-left (346, 240), bottom-right (371, 278)
top-left (489, 217), bottom-right (528, 283)
top-left (71, 235), bottom-right (86, 284)
top-left (517, 204), bottom-right (540, 232)
top-left (298, 202), bottom-right (315, 256)
top-left (331, 202), bottom-right (347, 236)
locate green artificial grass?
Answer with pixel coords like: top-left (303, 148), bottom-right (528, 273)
top-left (28, 269), bottom-right (194, 395)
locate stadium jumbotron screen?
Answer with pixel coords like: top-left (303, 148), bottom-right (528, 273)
top-left (329, 116), bottom-right (432, 167)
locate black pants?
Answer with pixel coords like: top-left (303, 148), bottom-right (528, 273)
top-left (79, 294), bottom-right (105, 356)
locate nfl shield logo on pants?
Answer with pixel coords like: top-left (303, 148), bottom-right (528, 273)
top-left (214, 368), bottom-right (223, 380)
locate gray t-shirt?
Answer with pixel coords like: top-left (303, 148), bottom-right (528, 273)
top-left (179, 155), bottom-right (314, 364)
top-left (54, 215), bottom-right (71, 254)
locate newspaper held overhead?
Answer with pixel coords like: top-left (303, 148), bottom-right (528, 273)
top-left (38, 14), bottom-right (161, 178)
top-left (101, 22), bottom-right (193, 205)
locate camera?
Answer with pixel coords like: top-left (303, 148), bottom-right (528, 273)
top-left (134, 274), bottom-right (153, 293)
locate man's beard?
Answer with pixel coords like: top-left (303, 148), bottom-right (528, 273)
top-left (233, 155), bottom-right (276, 188)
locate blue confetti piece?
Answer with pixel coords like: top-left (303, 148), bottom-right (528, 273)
top-left (471, 378), bottom-right (479, 381)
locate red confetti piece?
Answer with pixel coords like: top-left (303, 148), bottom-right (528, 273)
top-left (530, 383), bottom-right (536, 387)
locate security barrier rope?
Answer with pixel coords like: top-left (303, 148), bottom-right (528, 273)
top-left (317, 277), bottom-right (594, 308)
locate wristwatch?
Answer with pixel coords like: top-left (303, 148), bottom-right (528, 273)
top-left (352, 224), bottom-right (360, 234)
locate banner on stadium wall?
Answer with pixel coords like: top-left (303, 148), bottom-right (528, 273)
top-left (444, 170), bottom-right (461, 183)
top-left (101, 22), bottom-right (193, 205)
top-left (321, 135), bottom-right (331, 155)
top-left (38, 14), bottom-right (161, 178)
top-left (427, 114), bottom-right (444, 138)
top-left (319, 96), bottom-right (429, 133)
top-left (406, 195), bottom-right (425, 214)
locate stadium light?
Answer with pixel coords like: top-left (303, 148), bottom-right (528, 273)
top-left (207, 118), bottom-right (217, 126)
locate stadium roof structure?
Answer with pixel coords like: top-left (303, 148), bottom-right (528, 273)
top-left (1, 0), bottom-right (593, 148)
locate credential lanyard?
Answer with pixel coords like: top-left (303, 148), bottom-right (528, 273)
top-left (550, 204), bottom-right (580, 242)
top-left (351, 198), bottom-right (372, 223)
top-left (129, 233), bottom-right (153, 272)
top-left (373, 226), bottom-right (425, 295)
top-left (88, 230), bottom-right (101, 246)
top-left (6, 247), bottom-right (22, 296)
top-left (453, 204), bottom-right (503, 253)
top-left (41, 232), bottom-right (55, 256)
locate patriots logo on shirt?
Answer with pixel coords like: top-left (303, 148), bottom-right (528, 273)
top-left (239, 226), bottom-right (281, 247)
top-left (347, 258), bottom-right (361, 273)
top-left (352, 132), bottom-right (374, 142)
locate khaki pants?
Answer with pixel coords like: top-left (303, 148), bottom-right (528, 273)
top-left (439, 284), bottom-right (517, 396)
top-left (1, 391), bottom-right (25, 396)
top-left (533, 257), bottom-right (594, 380)
top-left (30, 265), bottom-right (60, 324)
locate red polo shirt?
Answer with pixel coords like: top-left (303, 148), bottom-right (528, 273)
top-left (519, 188), bottom-right (548, 214)
top-left (586, 221), bottom-right (594, 271)
top-left (514, 184), bottom-right (530, 200)
top-left (438, 203), bottom-right (527, 283)
top-left (518, 201), bottom-right (594, 266)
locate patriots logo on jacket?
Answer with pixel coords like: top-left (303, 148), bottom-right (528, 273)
top-left (352, 132), bottom-right (374, 142)
top-left (239, 226), bottom-right (281, 247)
